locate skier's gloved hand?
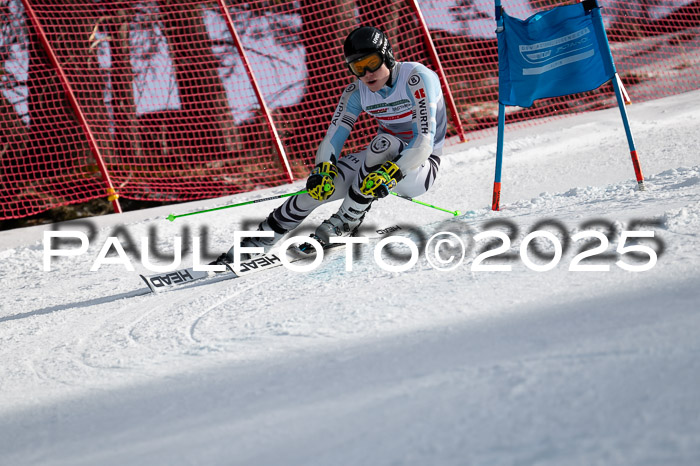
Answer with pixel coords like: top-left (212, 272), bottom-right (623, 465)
top-left (360, 160), bottom-right (403, 198)
top-left (306, 161), bottom-right (339, 201)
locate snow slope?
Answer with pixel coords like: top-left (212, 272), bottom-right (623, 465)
top-left (1, 90), bottom-right (700, 465)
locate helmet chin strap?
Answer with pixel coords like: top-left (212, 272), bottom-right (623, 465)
top-left (387, 62), bottom-right (399, 87)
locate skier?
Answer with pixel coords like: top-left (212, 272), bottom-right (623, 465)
top-left (214, 26), bottom-right (447, 264)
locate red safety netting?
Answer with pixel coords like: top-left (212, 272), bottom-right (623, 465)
top-left (1, 0), bottom-right (699, 220)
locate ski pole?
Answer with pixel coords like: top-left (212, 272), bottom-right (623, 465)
top-left (390, 192), bottom-right (461, 216)
top-left (166, 190), bottom-right (308, 222)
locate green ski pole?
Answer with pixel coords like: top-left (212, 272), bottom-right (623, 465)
top-left (166, 190), bottom-right (308, 222)
top-left (390, 192), bottom-right (461, 217)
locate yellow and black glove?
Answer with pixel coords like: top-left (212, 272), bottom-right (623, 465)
top-left (360, 160), bottom-right (403, 198)
top-left (306, 161), bottom-right (339, 201)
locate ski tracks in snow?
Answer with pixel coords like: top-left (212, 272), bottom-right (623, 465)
top-left (23, 267), bottom-right (277, 397)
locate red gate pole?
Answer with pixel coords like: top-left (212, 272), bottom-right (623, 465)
top-left (216, 0), bottom-right (295, 183)
top-left (20, 0), bottom-right (122, 213)
top-left (406, 0), bottom-right (466, 143)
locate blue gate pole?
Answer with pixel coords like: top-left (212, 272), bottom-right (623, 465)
top-left (492, 0), bottom-right (505, 210)
top-left (612, 74), bottom-right (646, 191)
top-left (493, 103), bottom-right (505, 210)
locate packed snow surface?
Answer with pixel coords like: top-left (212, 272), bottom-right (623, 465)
top-left (1, 90), bottom-right (700, 465)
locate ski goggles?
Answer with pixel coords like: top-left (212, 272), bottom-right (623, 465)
top-left (347, 52), bottom-right (383, 77)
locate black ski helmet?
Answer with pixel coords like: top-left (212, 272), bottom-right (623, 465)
top-left (343, 26), bottom-right (396, 70)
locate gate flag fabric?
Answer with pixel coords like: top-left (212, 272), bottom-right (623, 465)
top-left (491, 0), bottom-right (646, 211)
top-left (497, 1), bottom-right (616, 108)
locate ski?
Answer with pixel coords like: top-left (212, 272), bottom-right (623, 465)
top-left (139, 225), bottom-right (403, 293)
top-left (140, 253), bottom-right (287, 293)
top-left (139, 245), bottom-right (345, 293)
top-left (140, 266), bottom-right (219, 292)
